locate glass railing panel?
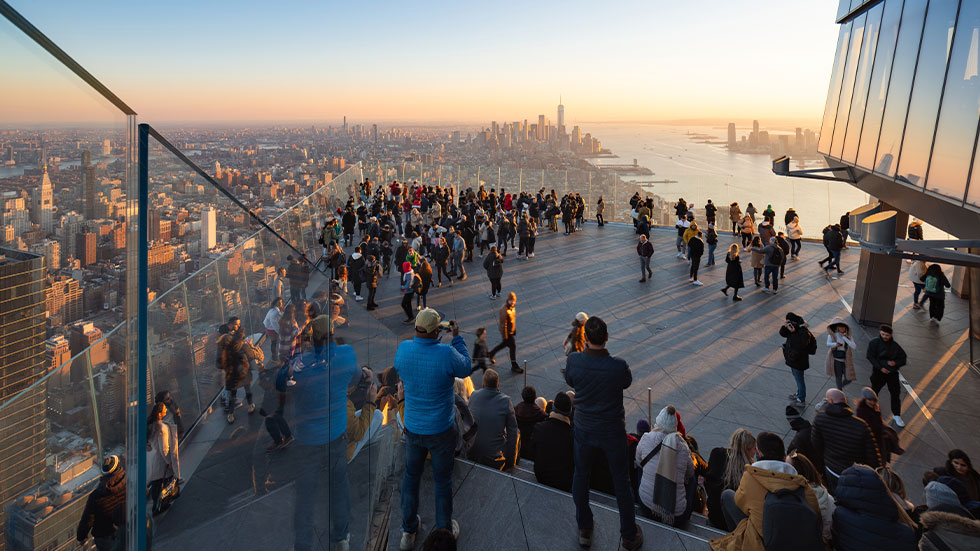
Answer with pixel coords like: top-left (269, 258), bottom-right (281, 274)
top-left (182, 264), bottom-right (228, 414)
top-left (146, 283), bottom-right (201, 440)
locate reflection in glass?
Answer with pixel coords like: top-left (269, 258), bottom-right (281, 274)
top-left (831, 13), bottom-right (868, 158)
top-left (857, 0), bottom-right (905, 168)
top-left (928, 2), bottom-right (980, 200)
top-left (896, 0), bottom-right (959, 187)
top-left (876, 0), bottom-right (929, 176)
top-left (819, 23), bottom-right (853, 154)
top-left (843, 3), bottom-right (884, 162)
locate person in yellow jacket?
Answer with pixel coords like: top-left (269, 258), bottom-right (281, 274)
top-left (710, 431), bottom-right (822, 551)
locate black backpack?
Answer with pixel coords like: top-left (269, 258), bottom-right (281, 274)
top-left (762, 486), bottom-right (822, 551)
top-left (771, 246), bottom-right (784, 265)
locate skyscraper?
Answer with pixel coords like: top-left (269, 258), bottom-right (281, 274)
top-left (82, 150), bottom-right (96, 220)
top-left (75, 230), bottom-right (96, 266)
top-left (537, 115), bottom-right (546, 140)
top-left (101, 139), bottom-right (111, 156)
top-left (29, 166), bottom-right (53, 234)
top-left (201, 206), bottom-right (216, 253)
top-left (557, 98), bottom-right (565, 133)
top-left (727, 123), bottom-right (737, 149)
top-left (0, 248), bottom-right (47, 551)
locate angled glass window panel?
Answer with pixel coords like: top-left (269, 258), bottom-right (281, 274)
top-left (832, 13), bottom-right (869, 159)
top-left (896, 0), bottom-right (960, 187)
top-left (927, 2), bottom-right (980, 200)
top-left (858, 0), bottom-right (906, 169)
top-left (819, 23), bottom-right (853, 154)
top-left (844, 3), bottom-right (886, 162)
top-left (876, 0), bottom-right (929, 176)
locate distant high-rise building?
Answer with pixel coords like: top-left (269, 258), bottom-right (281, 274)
top-left (557, 98), bottom-right (565, 133)
top-left (537, 115), bottom-right (546, 140)
top-left (75, 230), bottom-right (96, 267)
top-left (753, 120), bottom-right (760, 136)
top-left (0, 248), bottom-right (47, 551)
top-left (69, 322), bottom-right (107, 383)
top-left (795, 127), bottom-right (804, 150)
top-left (82, 150), bottom-right (96, 220)
top-left (214, 161), bottom-right (222, 179)
top-left (45, 275), bottom-right (83, 327)
top-left (30, 166), bottom-right (53, 233)
top-left (727, 123), bottom-right (737, 149)
top-left (201, 206), bottom-right (216, 253)
top-left (372, 124), bottom-right (378, 144)
top-left (101, 139), bottom-right (111, 156)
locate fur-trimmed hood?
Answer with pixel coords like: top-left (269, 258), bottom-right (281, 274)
top-left (921, 510), bottom-right (980, 536)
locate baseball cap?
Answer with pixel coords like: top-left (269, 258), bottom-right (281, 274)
top-left (415, 308), bottom-right (442, 333)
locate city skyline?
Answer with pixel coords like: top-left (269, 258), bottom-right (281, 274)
top-left (2, 0), bottom-right (840, 124)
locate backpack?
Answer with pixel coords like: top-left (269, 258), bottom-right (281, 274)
top-left (761, 486), bottom-right (823, 551)
top-left (771, 246), bottom-right (784, 265)
top-left (924, 274), bottom-right (939, 295)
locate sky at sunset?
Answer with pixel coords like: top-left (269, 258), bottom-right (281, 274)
top-left (1, 0), bottom-right (842, 125)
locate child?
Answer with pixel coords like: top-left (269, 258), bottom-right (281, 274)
top-left (472, 327), bottom-right (489, 373)
top-left (380, 240), bottom-right (393, 277)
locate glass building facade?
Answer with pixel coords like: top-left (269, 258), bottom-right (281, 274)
top-left (823, 0), bottom-right (980, 211)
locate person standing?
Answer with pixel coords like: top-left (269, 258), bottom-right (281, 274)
top-left (450, 231), bottom-right (467, 279)
top-left (347, 246), bottom-right (366, 301)
top-left (825, 318), bottom-right (856, 390)
top-left (432, 236), bottom-right (452, 287)
top-left (705, 223), bottom-right (718, 266)
top-left (687, 230), bottom-right (705, 286)
top-left (675, 213), bottom-right (691, 259)
top-left (467, 368), bottom-right (519, 470)
top-left (263, 298), bottom-right (284, 363)
top-left (753, 236), bottom-right (783, 294)
top-left (720, 244), bottom-right (745, 302)
top-left (364, 255), bottom-right (381, 310)
top-left (867, 324), bottom-right (907, 427)
top-left (921, 263), bottom-right (952, 323)
top-left (637, 234), bottom-right (654, 283)
top-left (416, 256), bottom-right (433, 310)
top-left (147, 401), bottom-right (179, 514)
top-left (76, 456), bottom-right (126, 551)
top-left (748, 236), bottom-right (764, 287)
top-left (564, 317), bottom-right (643, 550)
top-left (394, 310), bottom-right (471, 549)
top-left (739, 213), bottom-right (755, 248)
top-left (273, 267), bottom-right (287, 301)
top-left (775, 232), bottom-right (790, 279)
top-left (488, 292), bottom-right (523, 373)
top-left (483, 245), bottom-right (503, 299)
top-left (779, 312), bottom-right (816, 407)
top-left (400, 262), bottom-right (421, 324)
top-left (745, 202), bottom-right (757, 222)
top-left (596, 196), bottom-right (605, 226)
top-left (728, 202), bottom-right (742, 236)
top-left (908, 260), bottom-right (928, 310)
top-left (705, 199), bottom-right (717, 226)
top-left (823, 225), bottom-right (845, 275)
top-left (787, 215), bottom-right (803, 259)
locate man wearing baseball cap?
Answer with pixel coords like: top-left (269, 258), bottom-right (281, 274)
top-left (394, 308), bottom-right (471, 549)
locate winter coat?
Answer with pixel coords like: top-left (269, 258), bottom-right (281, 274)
top-left (779, 322), bottom-right (814, 371)
top-left (147, 420), bottom-right (178, 482)
top-left (709, 464), bottom-right (821, 551)
top-left (855, 400), bottom-right (888, 460)
top-left (729, 205), bottom-right (742, 222)
top-left (468, 387), bottom-right (518, 468)
top-left (687, 236), bottom-right (705, 258)
top-left (530, 414), bottom-right (574, 491)
top-left (787, 218), bottom-right (803, 240)
top-left (347, 253), bottom-right (365, 283)
top-left (811, 402), bottom-right (881, 475)
top-left (919, 510), bottom-right (980, 551)
top-left (758, 222), bottom-right (775, 245)
top-left (866, 337), bottom-right (908, 375)
top-left (749, 247), bottom-right (764, 269)
top-left (483, 252), bottom-right (503, 279)
top-left (740, 215), bottom-right (755, 236)
top-left (909, 260), bottom-right (927, 284)
top-left (812, 483), bottom-right (835, 541)
top-left (788, 418), bottom-right (823, 473)
top-left (635, 430), bottom-right (694, 517)
top-left (725, 254), bottom-right (744, 289)
top-left (497, 303), bottom-right (516, 338)
top-left (637, 240), bottom-right (654, 258)
top-left (832, 465), bottom-right (917, 551)
top-left (704, 447), bottom-right (733, 529)
top-left (514, 402), bottom-right (548, 460)
top-left (76, 468), bottom-right (126, 540)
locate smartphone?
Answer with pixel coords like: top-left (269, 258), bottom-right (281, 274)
top-left (439, 320), bottom-right (452, 331)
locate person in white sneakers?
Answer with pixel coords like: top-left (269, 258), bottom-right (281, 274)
top-left (347, 246), bottom-right (365, 302)
top-left (687, 230), bottom-right (705, 286)
top-left (866, 324), bottom-right (908, 428)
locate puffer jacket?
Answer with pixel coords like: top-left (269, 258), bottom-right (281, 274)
top-left (709, 464), bottom-right (821, 551)
top-left (919, 510), bottom-right (980, 550)
top-left (497, 303), bottom-right (516, 338)
top-left (811, 402), bottom-right (881, 475)
top-left (832, 465), bottom-right (916, 551)
top-left (76, 468), bottom-right (126, 540)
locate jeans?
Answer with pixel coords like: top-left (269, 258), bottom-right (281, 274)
top-left (451, 252), bottom-right (465, 276)
top-left (763, 266), bottom-right (778, 290)
top-left (791, 367), bottom-right (806, 403)
top-left (416, 278), bottom-right (430, 309)
top-left (790, 238), bottom-right (802, 257)
top-left (833, 360), bottom-right (846, 389)
top-left (826, 249), bottom-right (841, 271)
top-left (572, 428), bottom-right (638, 540)
top-left (489, 334), bottom-right (517, 366)
top-left (224, 382), bottom-right (253, 414)
top-left (675, 234), bottom-right (685, 253)
top-left (266, 330), bottom-right (279, 362)
top-left (720, 489), bottom-right (747, 531)
top-left (402, 427), bottom-right (457, 533)
top-left (640, 256), bottom-right (652, 278)
top-left (912, 283), bottom-right (925, 305)
top-left (707, 243), bottom-right (716, 265)
top-left (294, 439), bottom-right (350, 549)
top-left (870, 368), bottom-right (902, 416)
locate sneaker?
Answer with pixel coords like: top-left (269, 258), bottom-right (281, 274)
top-left (732, 296), bottom-right (742, 301)
top-left (639, 278), bottom-right (646, 283)
top-left (266, 441), bottom-right (282, 452)
top-left (893, 415), bottom-right (905, 427)
top-left (402, 318), bottom-right (414, 325)
top-left (280, 435), bottom-right (294, 449)
top-left (761, 288), bottom-right (770, 293)
top-left (792, 400), bottom-right (806, 408)
top-left (579, 528), bottom-right (593, 548)
top-left (912, 303), bottom-right (922, 310)
top-left (248, 403), bottom-right (256, 414)
top-left (332, 534), bottom-right (350, 551)
top-left (836, 270), bottom-right (844, 274)
top-left (930, 317), bottom-right (940, 324)
top-left (451, 519), bottom-right (460, 540)
top-left (621, 525), bottom-right (644, 551)
top-left (399, 515), bottom-right (421, 550)
top-left (460, 275), bottom-right (467, 281)
top-left (771, 289), bottom-right (778, 295)
top-left (721, 287), bottom-right (728, 296)
top-left (780, 275), bottom-right (786, 279)
top-left (354, 295), bottom-right (364, 302)
top-left (692, 280), bottom-right (703, 286)
top-left (529, 253), bottom-right (534, 258)
top-left (788, 393), bottom-right (801, 401)
top-left (647, 270), bottom-right (652, 278)
top-left (511, 365), bottom-right (524, 374)
top-left (226, 413), bottom-right (235, 424)
top-left (488, 292), bottom-right (495, 299)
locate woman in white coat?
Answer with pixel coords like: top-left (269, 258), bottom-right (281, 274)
top-left (635, 405), bottom-right (695, 527)
top-left (147, 401), bottom-right (179, 512)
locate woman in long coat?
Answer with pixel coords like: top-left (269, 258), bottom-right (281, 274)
top-left (721, 244), bottom-right (745, 302)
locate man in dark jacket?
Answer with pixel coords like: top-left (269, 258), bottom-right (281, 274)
top-left (514, 386), bottom-right (548, 460)
top-left (775, 232), bottom-right (790, 279)
top-left (77, 455), bottom-right (126, 551)
top-left (531, 392), bottom-right (575, 492)
top-left (688, 230), bottom-right (705, 285)
top-left (564, 316), bottom-right (642, 550)
top-left (866, 324), bottom-right (908, 427)
top-left (347, 246), bottom-right (366, 301)
top-left (467, 369), bottom-right (518, 470)
top-left (779, 312), bottom-right (816, 406)
top-left (824, 225), bottom-right (845, 275)
top-left (341, 208), bottom-right (356, 246)
top-left (786, 404), bottom-right (822, 473)
top-left (811, 388), bottom-right (881, 494)
top-left (365, 255), bottom-right (381, 310)
top-left (636, 235), bottom-right (654, 282)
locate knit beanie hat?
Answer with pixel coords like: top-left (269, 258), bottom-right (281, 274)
top-left (861, 387), bottom-right (877, 401)
top-left (925, 481), bottom-right (962, 509)
top-left (402, 261), bottom-right (412, 273)
top-left (785, 404), bottom-right (802, 421)
top-left (552, 392), bottom-right (572, 417)
top-left (636, 419), bottom-right (651, 435)
top-left (937, 476), bottom-right (970, 505)
top-left (654, 406), bottom-right (678, 433)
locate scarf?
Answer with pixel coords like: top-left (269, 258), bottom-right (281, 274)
top-left (651, 432), bottom-right (683, 524)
